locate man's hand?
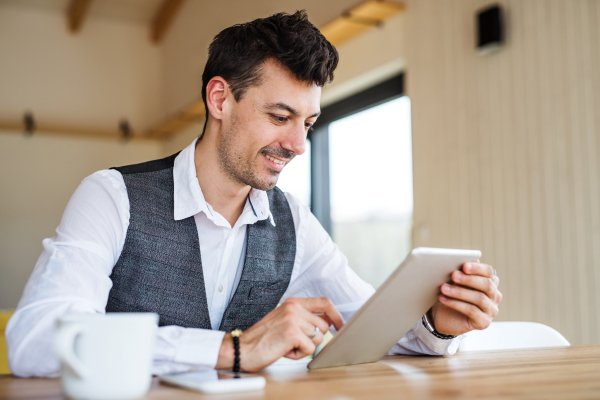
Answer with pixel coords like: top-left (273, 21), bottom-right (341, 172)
top-left (430, 262), bottom-right (502, 337)
top-left (216, 297), bottom-right (344, 372)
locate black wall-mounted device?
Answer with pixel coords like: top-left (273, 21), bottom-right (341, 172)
top-left (477, 4), bottom-right (504, 54)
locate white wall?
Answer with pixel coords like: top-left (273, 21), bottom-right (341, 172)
top-left (0, 4), bottom-right (162, 131)
top-left (406, 0), bottom-right (600, 345)
top-left (0, 132), bottom-right (161, 309)
top-left (0, 4), bottom-right (164, 308)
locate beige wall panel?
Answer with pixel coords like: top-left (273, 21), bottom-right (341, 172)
top-left (0, 133), bottom-right (161, 309)
top-left (586, 0), bottom-right (600, 339)
top-left (511, 0), bottom-right (532, 323)
top-left (407, 0), bottom-right (600, 344)
top-left (0, 4), bottom-right (166, 309)
top-left (161, 120), bottom-right (204, 157)
top-left (521, 0), bottom-right (545, 325)
top-left (0, 5), bottom-right (162, 132)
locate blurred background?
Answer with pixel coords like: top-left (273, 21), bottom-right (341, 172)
top-left (1, 0), bottom-right (599, 348)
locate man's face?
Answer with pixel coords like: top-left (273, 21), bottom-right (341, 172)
top-left (217, 59), bottom-right (321, 191)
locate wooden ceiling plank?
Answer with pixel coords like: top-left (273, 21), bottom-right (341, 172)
top-left (151, 0), bottom-right (186, 44)
top-left (67, 0), bottom-right (94, 34)
top-left (321, 19), bottom-right (372, 46)
top-left (352, 0), bottom-right (405, 21)
top-left (321, 0), bottom-right (405, 46)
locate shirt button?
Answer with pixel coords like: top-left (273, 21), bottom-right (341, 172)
top-left (218, 285), bottom-right (224, 292)
top-left (57, 252), bottom-right (65, 259)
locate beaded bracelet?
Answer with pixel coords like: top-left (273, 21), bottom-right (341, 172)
top-left (231, 329), bottom-right (242, 373)
top-left (422, 314), bottom-right (456, 340)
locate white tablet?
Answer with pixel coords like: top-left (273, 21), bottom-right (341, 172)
top-left (308, 247), bottom-right (481, 370)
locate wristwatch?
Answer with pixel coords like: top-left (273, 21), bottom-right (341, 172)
top-left (422, 312), bottom-right (457, 340)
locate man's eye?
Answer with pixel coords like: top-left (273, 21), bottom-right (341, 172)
top-left (305, 123), bottom-right (314, 132)
top-left (271, 115), bottom-right (287, 123)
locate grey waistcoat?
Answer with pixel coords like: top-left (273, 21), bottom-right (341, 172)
top-left (105, 153), bottom-right (296, 332)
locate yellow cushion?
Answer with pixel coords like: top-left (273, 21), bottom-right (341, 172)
top-left (0, 310), bottom-right (14, 375)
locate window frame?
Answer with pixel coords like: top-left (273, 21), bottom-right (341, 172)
top-left (309, 73), bottom-right (405, 234)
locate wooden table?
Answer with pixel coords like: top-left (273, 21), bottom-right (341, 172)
top-left (2, 345), bottom-right (600, 399)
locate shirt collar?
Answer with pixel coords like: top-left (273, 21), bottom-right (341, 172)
top-left (173, 138), bottom-right (274, 226)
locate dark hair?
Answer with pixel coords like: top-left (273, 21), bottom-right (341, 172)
top-left (200, 10), bottom-right (338, 136)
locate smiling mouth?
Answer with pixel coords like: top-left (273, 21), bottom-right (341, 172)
top-left (265, 154), bottom-right (286, 165)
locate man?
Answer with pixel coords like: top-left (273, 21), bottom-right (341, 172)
top-left (7, 11), bottom-right (501, 376)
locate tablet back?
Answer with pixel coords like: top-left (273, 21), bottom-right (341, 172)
top-left (307, 247), bottom-right (481, 370)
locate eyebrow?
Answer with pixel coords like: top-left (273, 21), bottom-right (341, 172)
top-left (265, 102), bottom-right (321, 119)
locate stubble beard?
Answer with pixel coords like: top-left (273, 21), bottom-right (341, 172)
top-left (217, 121), bottom-right (279, 192)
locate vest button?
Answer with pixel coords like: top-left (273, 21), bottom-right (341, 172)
top-left (218, 285), bottom-right (224, 292)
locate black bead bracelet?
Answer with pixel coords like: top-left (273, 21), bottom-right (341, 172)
top-left (231, 329), bottom-right (242, 373)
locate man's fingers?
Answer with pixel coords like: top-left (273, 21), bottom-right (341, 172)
top-left (451, 271), bottom-right (499, 301)
top-left (440, 284), bottom-right (499, 317)
top-left (288, 297), bottom-right (344, 331)
top-left (295, 314), bottom-right (326, 346)
top-left (492, 275), bottom-right (500, 287)
top-left (280, 299), bottom-right (331, 334)
top-left (317, 314), bottom-right (334, 328)
top-left (298, 307), bottom-right (331, 335)
top-left (282, 331), bottom-right (316, 360)
top-left (439, 295), bottom-right (492, 330)
top-left (462, 262), bottom-right (494, 278)
top-left (462, 262), bottom-right (501, 289)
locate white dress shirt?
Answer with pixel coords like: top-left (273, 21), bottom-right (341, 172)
top-left (6, 138), bottom-right (461, 377)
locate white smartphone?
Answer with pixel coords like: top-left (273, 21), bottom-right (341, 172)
top-left (159, 370), bottom-right (266, 394)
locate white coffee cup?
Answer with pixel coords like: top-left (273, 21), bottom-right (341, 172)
top-left (54, 313), bottom-right (158, 400)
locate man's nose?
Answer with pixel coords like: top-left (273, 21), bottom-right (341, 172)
top-left (282, 122), bottom-right (307, 156)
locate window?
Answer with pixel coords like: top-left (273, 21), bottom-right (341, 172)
top-left (306, 73), bottom-right (408, 288)
top-left (275, 139), bottom-right (311, 207)
top-left (329, 96), bottom-right (413, 288)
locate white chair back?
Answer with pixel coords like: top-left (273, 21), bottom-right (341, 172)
top-left (458, 321), bottom-right (570, 352)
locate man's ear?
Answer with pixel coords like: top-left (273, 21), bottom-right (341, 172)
top-left (205, 76), bottom-right (229, 121)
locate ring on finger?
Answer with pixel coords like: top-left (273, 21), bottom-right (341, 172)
top-left (308, 326), bottom-right (320, 339)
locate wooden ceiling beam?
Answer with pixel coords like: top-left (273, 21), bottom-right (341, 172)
top-left (320, 0), bottom-right (405, 47)
top-left (67, 0), bottom-right (94, 34)
top-left (151, 0), bottom-right (186, 44)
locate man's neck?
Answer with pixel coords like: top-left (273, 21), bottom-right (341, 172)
top-left (194, 136), bottom-right (251, 228)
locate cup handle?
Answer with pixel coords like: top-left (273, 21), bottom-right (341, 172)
top-left (53, 324), bottom-right (89, 379)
